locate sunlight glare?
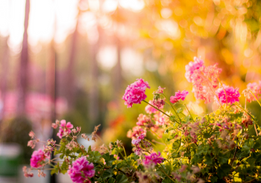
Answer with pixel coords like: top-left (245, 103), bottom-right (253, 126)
top-left (119, 0), bottom-right (144, 12)
top-left (121, 48), bottom-right (143, 76)
top-left (102, 0), bottom-right (118, 13)
top-left (28, 0), bottom-right (54, 46)
top-left (97, 45), bottom-right (117, 70)
top-left (0, 0), bottom-right (10, 36)
top-left (88, 0), bottom-right (100, 11)
top-left (156, 20), bottom-right (180, 39)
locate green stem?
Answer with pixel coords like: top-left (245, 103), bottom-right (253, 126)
top-left (249, 90), bottom-right (261, 107)
top-left (158, 164), bottom-right (175, 183)
top-left (235, 103), bottom-right (258, 136)
top-left (143, 100), bottom-right (170, 118)
top-left (183, 104), bottom-right (195, 122)
top-left (162, 93), bottom-right (182, 122)
top-left (121, 145), bottom-right (127, 158)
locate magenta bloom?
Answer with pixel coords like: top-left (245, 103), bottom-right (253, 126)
top-left (170, 90), bottom-right (189, 104)
top-left (57, 120), bottom-right (73, 139)
top-left (68, 157), bottom-right (95, 183)
top-left (122, 79), bottom-right (150, 108)
top-left (143, 152), bottom-right (164, 168)
top-left (215, 85), bottom-right (240, 104)
top-left (30, 149), bottom-right (49, 168)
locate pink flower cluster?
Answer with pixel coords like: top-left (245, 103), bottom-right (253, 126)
top-left (215, 85), bottom-right (240, 104)
top-left (145, 100), bottom-right (158, 114)
top-left (156, 86), bottom-right (165, 94)
top-left (30, 149), bottom-right (50, 168)
top-left (152, 98), bottom-right (165, 108)
top-left (185, 57), bottom-right (222, 103)
top-left (68, 157), bottom-right (95, 183)
top-left (122, 79), bottom-right (150, 108)
top-left (170, 90), bottom-right (189, 104)
top-left (154, 112), bottom-right (169, 126)
top-left (142, 152), bottom-right (164, 168)
top-left (127, 126), bottom-right (146, 141)
top-left (136, 114), bottom-right (152, 127)
top-left (57, 120), bottom-right (73, 139)
top-left (243, 81), bottom-right (261, 102)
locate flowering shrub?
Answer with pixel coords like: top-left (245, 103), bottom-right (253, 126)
top-left (24, 57), bottom-right (261, 183)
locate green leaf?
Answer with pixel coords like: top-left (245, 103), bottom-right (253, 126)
top-left (116, 174), bottom-right (128, 183)
top-left (203, 133), bottom-right (211, 138)
top-left (108, 177), bottom-right (116, 183)
top-left (169, 116), bottom-right (176, 122)
top-left (103, 153), bottom-right (116, 166)
top-left (217, 164), bottom-right (231, 178)
top-left (102, 170), bottom-right (113, 179)
top-left (211, 176), bottom-right (218, 183)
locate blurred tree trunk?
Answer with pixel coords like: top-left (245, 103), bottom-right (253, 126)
top-left (17, 0), bottom-right (30, 116)
top-left (112, 36), bottom-right (122, 102)
top-left (65, 18), bottom-right (79, 108)
top-left (0, 36), bottom-right (9, 120)
top-left (88, 26), bottom-right (102, 125)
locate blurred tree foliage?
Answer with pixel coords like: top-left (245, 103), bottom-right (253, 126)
top-left (0, 116), bottom-right (33, 164)
top-left (102, 0), bottom-right (261, 147)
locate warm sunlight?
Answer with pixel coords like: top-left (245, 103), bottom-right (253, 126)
top-left (0, 0), bottom-right (78, 49)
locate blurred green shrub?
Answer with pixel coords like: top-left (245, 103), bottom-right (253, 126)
top-left (0, 116), bottom-right (33, 164)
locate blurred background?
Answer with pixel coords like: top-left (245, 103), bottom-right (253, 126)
top-left (0, 0), bottom-right (261, 182)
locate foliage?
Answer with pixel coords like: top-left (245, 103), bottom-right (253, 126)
top-left (0, 116), bottom-right (33, 164)
top-left (24, 58), bottom-right (261, 183)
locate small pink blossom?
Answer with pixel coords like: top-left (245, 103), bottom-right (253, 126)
top-left (154, 112), bottom-right (169, 126)
top-left (185, 57), bottom-right (222, 103)
top-left (152, 98), bottom-right (165, 108)
top-left (127, 126), bottom-right (146, 140)
top-left (215, 85), bottom-right (240, 104)
top-left (170, 90), bottom-right (189, 104)
top-left (122, 79), bottom-right (150, 108)
top-left (142, 152), bottom-right (164, 168)
top-left (145, 100), bottom-right (158, 114)
top-left (23, 166), bottom-right (34, 177)
top-left (68, 157), bottom-right (95, 183)
top-left (30, 149), bottom-right (49, 168)
top-left (136, 114), bottom-right (151, 126)
top-left (57, 120), bottom-right (74, 139)
top-left (51, 123), bottom-right (58, 129)
top-left (243, 81), bottom-right (261, 102)
top-left (156, 86), bottom-right (165, 94)
top-left (29, 131), bottom-right (35, 139)
top-left (185, 57), bottom-right (204, 82)
top-left (132, 139), bottom-right (141, 146)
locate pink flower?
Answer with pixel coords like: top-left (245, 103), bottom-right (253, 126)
top-left (29, 131), bottom-right (35, 139)
top-left (136, 114), bottom-right (151, 126)
top-left (57, 120), bottom-right (74, 139)
top-left (215, 85), bottom-right (240, 104)
top-left (30, 149), bottom-right (49, 168)
top-left (23, 166), bottom-right (34, 177)
top-left (127, 126), bottom-right (146, 140)
top-left (122, 79), bottom-right (150, 108)
top-left (68, 157), bottom-right (95, 183)
top-left (145, 101), bottom-right (158, 114)
top-left (154, 112), bottom-right (169, 126)
top-left (185, 57), bottom-right (204, 82)
top-left (142, 152), bottom-right (164, 168)
top-left (170, 90), bottom-right (189, 104)
top-left (152, 98), bottom-right (165, 108)
top-left (156, 86), bottom-right (165, 94)
top-left (243, 81), bottom-right (261, 102)
top-left (185, 57), bottom-right (222, 103)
